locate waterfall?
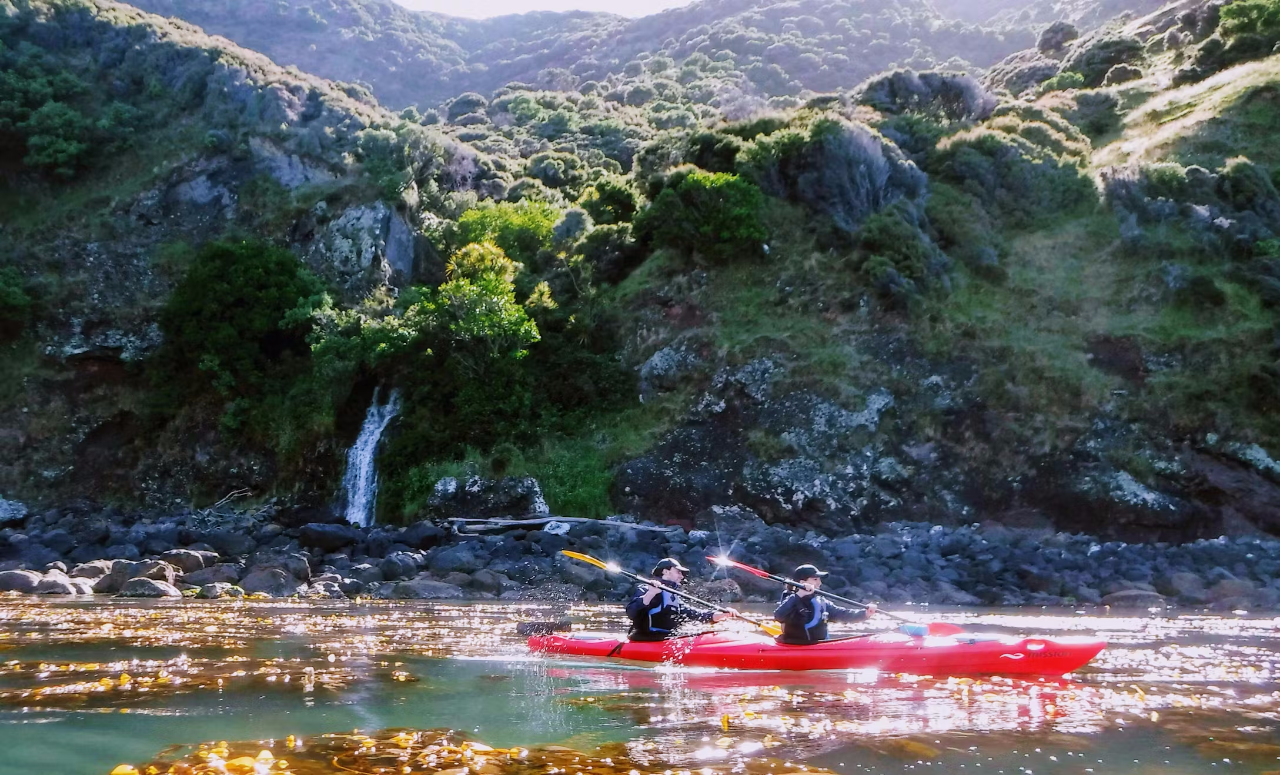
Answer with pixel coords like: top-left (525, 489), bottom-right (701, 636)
top-left (339, 388), bottom-right (402, 528)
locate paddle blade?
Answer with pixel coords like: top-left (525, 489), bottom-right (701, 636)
top-left (516, 620), bottom-right (572, 636)
top-left (760, 621), bottom-right (782, 637)
top-left (927, 622), bottom-right (966, 636)
top-left (561, 550), bottom-right (610, 570)
top-left (706, 556), bottom-right (772, 578)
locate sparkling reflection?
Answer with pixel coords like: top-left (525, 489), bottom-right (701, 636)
top-left (0, 600), bottom-right (1277, 773)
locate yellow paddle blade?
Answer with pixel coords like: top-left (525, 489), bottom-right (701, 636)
top-left (561, 550), bottom-right (610, 570)
top-left (761, 622), bottom-right (782, 637)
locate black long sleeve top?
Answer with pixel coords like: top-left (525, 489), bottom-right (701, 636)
top-left (625, 582), bottom-right (716, 641)
top-left (773, 592), bottom-right (867, 644)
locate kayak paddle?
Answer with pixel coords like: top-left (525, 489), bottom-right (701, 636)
top-left (561, 550), bottom-right (783, 637)
top-left (708, 555), bottom-right (965, 636)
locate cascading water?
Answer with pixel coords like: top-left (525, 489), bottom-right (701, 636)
top-left (339, 388), bottom-right (402, 528)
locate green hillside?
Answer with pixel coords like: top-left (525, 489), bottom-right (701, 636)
top-left (4, 0), bottom-right (1280, 539)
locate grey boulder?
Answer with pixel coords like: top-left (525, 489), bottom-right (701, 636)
top-left (118, 578), bottom-right (183, 598)
top-left (0, 569), bottom-right (42, 593)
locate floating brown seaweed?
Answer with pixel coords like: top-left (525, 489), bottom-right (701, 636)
top-left (110, 728), bottom-right (841, 775)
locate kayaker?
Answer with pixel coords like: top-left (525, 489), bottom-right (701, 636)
top-left (626, 558), bottom-right (738, 641)
top-left (774, 564), bottom-right (876, 645)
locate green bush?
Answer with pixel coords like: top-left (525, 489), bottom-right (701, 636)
top-left (925, 182), bottom-right (1002, 275)
top-left (1144, 162), bottom-right (1190, 199)
top-left (0, 39), bottom-right (139, 179)
top-left (877, 113), bottom-right (948, 159)
top-left (456, 200), bottom-right (560, 266)
top-left (1218, 156), bottom-right (1280, 212)
top-left (931, 126), bottom-right (1096, 228)
top-left (157, 241), bottom-right (323, 397)
top-left (686, 130), bottom-right (744, 173)
top-left (525, 151), bottom-right (587, 194)
top-left (634, 169), bottom-right (768, 264)
top-left (573, 223), bottom-right (643, 283)
top-left (854, 206), bottom-right (946, 298)
top-left (1220, 0), bottom-right (1280, 40)
top-left (1038, 71), bottom-right (1085, 94)
top-left (1060, 36), bottom-right (1144, 88)
top-left (356, 128), bottom-right (412, 199)
top-left (578, 176), bottom-right (639, 225)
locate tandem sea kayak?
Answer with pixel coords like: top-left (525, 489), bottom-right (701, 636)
top-left (527, 631), bottom-right (1106, 676)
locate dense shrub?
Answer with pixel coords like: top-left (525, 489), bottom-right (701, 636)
top-left (157, 241), bottom-right (323, 397)
top-left (1219, 0), bottom-right (1280, 41)
top-left (356, 128), bottom-right (413, 199)
top-left (1038, 71), bottom-right (1086, 94)
top-left (686, 130), bottom-right (744, 173)
top-left (1218, 157), bottom-right (1280, 213)
top-left (578, 176), bottom-right (638, 225)
top-left (854, 205), bottom-right (948, 300)
top-left (876, 113), bottom-right (948, 160)
top-left (738, 116), bottom-right (927, 233)
top-left (573, 223), bottom-right (643, 283)
top-left (931, 126), bottom-right (1096, 227)
top-left (1061, 36), bottom-right (1145, 88)
top-left (856, 69), bottom-right (996, 122)
top-left (447, 92), bottom-right (489, 121)
top-left (634, 169), bottom-right (768, 263)
top-left (525, 151), bottom-right (588, 195)
top-left (926, 183), bottom-right (1001, 274)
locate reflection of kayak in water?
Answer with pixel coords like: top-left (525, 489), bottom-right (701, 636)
top-left (542, 666), bottom-right (940, 695)
top-left (528, 631), bottom-right (1105, 676)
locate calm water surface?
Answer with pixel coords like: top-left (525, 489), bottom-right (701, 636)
top-left (1, 599), bottom-right (1278, 774)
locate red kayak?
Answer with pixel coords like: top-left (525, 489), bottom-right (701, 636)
top-left (527, 631), bottom-right (1105, 676)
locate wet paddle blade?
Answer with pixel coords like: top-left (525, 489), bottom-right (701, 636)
top-left (927, 622), bottom-right (966, 636)
top-left (561, 550), bottom-right (610, 570)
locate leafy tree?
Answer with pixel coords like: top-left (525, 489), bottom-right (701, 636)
top-left (448, 241), bottom-right (522, 284)
top-left (158, 241), bottom-right (323, 397)
top-left (456, 200), bottom-right (560, 265)
top-left (635, 169), bottom-right (768, 263)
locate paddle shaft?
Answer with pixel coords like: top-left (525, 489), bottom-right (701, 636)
top-left (716, 558), bottom-right (914, 624)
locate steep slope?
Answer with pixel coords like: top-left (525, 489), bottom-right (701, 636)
top-left (0, 0), bottom-right (484, 505)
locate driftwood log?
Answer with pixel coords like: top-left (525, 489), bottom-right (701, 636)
top-left (450, 515), bottom-right (678, 534)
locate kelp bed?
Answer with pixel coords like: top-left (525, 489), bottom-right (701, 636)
top-left (108, 729), bottom-right (834, 775)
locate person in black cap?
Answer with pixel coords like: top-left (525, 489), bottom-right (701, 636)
top-left (773, 564), bottom-right (876, 645)
top-left (626, 558), bottom-right (738, 641)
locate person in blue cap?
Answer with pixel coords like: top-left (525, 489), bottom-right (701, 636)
top-left (774, 564), bottom-right (876, 644)
top-left (626, 558), bottom-right (738, 641)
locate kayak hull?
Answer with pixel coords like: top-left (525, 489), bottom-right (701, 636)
top-left (527, 631), bottom-right (1105, 676)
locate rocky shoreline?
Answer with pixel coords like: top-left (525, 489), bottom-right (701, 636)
top-left (4, 481), bottom-right (1279, 612)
